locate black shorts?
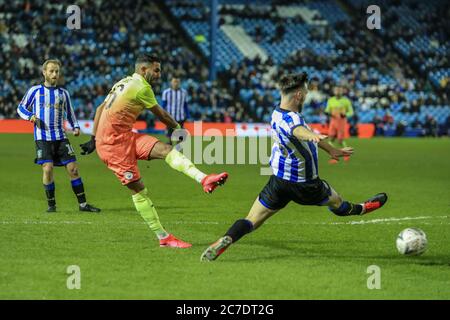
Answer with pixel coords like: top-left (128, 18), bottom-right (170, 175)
top-left (258, 175), bottom-right (332, 210)
top-left (35, 139), bottom-right (77, 166)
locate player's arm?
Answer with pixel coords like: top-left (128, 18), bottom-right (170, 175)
top-left (161, 90), bottom-right (167, 110)
top-left (324, 99), bottom-right (331, 115)
top-left (184, 96), bottom-right (190, 119)
top-left (79, 102), bottom-right (104, 155)
top-left (63, 89), bottom-right (81, 136)
top-left (16, 87), bottom-right (49, 129)
top-left (17, 88), bottom-right (36, 122)
top-left (137, 86), bottom-right (180, 130)
top-left (292, 126), bottom-right (327, 143)
top-left (150, 104), bottom-right (180, 130)
top-left (318, 139), bottom-right (354, 160)
top-left (324, 99), bottom-right (333, 123)
top-left (92, 102), bottom-right (105, 136)
top-left (345, 99), bottom-right (354, 118)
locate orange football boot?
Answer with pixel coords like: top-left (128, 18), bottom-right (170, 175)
top-left (201, 172), bottom-right (228, 193)
top-left (159, 234), bottom-right (192, 248)
top-left (362, 193), bottom-right (388, 214)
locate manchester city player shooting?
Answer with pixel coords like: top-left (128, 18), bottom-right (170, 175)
top-left (79, 54), bottom-right (228, 248)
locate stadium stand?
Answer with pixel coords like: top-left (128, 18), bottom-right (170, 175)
top-left (163, 0), bottom-right (449, 136)
top-left (1, 0), bottom-right (449, 136)
top-left (0, 0), bottom-right (241, 123)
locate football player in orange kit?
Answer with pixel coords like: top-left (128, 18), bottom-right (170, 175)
top-left (80, 54), bottom-right (228, 248)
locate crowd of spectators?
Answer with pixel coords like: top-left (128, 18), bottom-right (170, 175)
top-left (347, 0), bottom-right (449, 94)
top-left (1, 0), bottom-right (449, 137)
top-left (0, 0), bottom-right (242, 123)
top-left (215, 3), bottom-right (449, 136)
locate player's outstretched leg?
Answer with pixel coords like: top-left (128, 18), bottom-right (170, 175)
top-left (129, 181), bottom-right (191, 248)
top-left (152, 142), bottom-right (228, 193)
top-left (201, 219), bottom-right (253, 261)
top-left (201, 198), bottom-right (277, 261)
top-left (324, 186), bottom-right (387, 216)
top-left (201, 235), bottom-right (234, 261)
top-left (360, 193), bottom-right (388, 214)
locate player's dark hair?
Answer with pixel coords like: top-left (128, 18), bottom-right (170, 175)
top-left (278, 72), bottom-right (308, 95)
top-left (135, 53), bottom-right (160, 65)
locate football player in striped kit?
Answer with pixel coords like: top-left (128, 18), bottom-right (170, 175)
top-left (17, 59), bottom-right (100, 213)
top-left (161, 76), bottom-right (189, 144)
top-left (201, 73), bottom-right (387, 261)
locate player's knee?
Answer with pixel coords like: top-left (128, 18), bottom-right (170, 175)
top-left (327, 193), bottom-right (343, 211)
top-left (246, 210), bottom-right (272, 230)
top-left (161, 143), bottom-right (173, 157)
top-left (248, 219), bottom-right (264, 230)
top-left (42, 163), bottom-right (53, 175)
top-left (157, 143), bottom-right (173, 159)
top-left (67, 165), bottom-right (79, 178)
top-left (127, 180), bottom-right (145, 194)
top-left (149, 142), bottom-right (173, 160)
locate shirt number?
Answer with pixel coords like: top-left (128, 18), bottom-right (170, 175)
top-left (104, 84), bottom-right (125, 109)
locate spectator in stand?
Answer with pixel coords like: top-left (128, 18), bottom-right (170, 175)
top-left (271, 22), bottom-right (285, 43)
top-left (1, 0), bottom-right (449, 136)
top-left (383, 111), bottom-right (394, 127)
top-left (373, 116), bottom-right (385, 136)
top-left (424, 115), bottom-right (439, 137)
top-left (395, 121), bottom-right (407, 137)
top-left (444, 115), bottom-right (450, 136)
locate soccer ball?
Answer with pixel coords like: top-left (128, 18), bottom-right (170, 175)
top-left (396, 228), bottom-right (427, 256)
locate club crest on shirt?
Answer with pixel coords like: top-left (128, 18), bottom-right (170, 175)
top-left (45, 100), bottom-right (62, 109)
top-left (42, 95), bottom-right (63, 109)
top-left (124, 172), bottom-right (134, 180)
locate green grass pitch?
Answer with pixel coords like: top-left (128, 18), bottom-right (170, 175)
top-left (0, 133), bottom-right (449, 299)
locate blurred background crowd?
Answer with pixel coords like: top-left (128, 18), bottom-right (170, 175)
top-left (1, 0), bottom-right (449, 136)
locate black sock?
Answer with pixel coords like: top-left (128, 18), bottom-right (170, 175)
top-left (224, 219), bottom-right (254, 242)
top-left (71, 178), bottom-right (86, 205)
top-left (44, 182), bottom-right (56, 207)
top-left (329, 201), bottom-right (363, 216)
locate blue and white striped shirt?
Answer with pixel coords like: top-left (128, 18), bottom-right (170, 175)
top-left (161, 88), bottom-right (189, 122)
top-left (269, 106), bottom-right (319, 183)
top-left (17, 85), bottom-right (79, 141)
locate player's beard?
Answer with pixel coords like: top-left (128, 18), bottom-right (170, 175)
top-left (46, 77), bottom-right (58, 86)
top-left (145, 73), bottom-right (155, 85)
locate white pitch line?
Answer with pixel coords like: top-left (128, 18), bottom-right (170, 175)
top-left (0, 220), bottom-right (218, 225)
top-left (329, 215), bottom-right (450, 225)
top-left (0, 216), bottom-right (448, 226)
top-left (0, 220), bottom-right (93, 225)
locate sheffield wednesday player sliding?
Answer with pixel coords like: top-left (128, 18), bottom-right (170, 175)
top-left (17, 59), bottom-right (100, 213)
top-left (201, 73), bottom-right (388, 261)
